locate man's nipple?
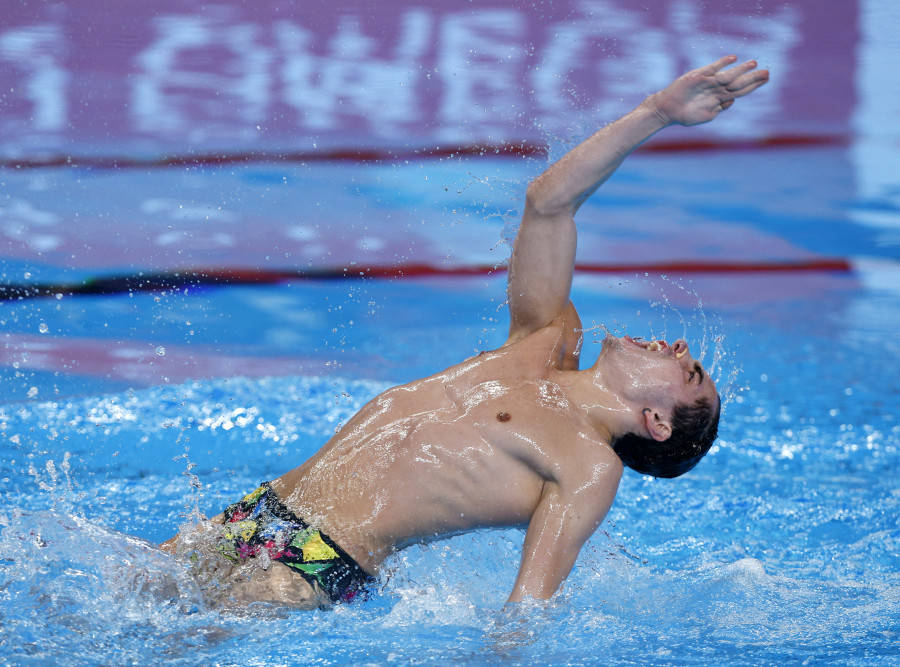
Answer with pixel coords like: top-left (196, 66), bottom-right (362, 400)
top-left (496, 411), bottom-right (511, 423)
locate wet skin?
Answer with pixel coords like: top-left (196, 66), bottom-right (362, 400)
top-left (162, 55), bottom-right (762, 606)
top-left (269, 309), bottom-right (716, 599)
top-left (161, 319), bottom-right (714, 608)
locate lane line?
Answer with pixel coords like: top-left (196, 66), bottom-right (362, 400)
top-left (0, 259), bottom-right (855, 301)
top-left (1, 134), bottom-right (847, 170)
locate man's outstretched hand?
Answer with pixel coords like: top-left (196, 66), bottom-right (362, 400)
top-left (649, 55), bottom-right (769, 127)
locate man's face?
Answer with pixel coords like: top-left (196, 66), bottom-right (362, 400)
top-left (598, 335), bottom-right (718, 411)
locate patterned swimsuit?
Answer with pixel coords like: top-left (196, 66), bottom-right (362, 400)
top-left (218, 483), bottom-right (375, 604)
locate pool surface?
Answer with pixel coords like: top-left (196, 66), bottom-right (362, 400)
top-left (2, 1), bottom-right (900, 665)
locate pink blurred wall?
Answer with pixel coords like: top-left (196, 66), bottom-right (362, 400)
top-left (1, 0), bottom-right (857, 157)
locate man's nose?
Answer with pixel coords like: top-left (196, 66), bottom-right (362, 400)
top-left (672, 339), bottom-right (690, 360)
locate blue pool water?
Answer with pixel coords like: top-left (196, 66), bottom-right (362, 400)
top-left (0, 130), bottom-right (900, 665)
top-left (3, 2), bottom-right (900, 661)
top-left (2, 148), bottom-right (899, 664)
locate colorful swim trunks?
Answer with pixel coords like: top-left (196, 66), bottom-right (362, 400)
top-left (218, 483), bottom-right (375, 604)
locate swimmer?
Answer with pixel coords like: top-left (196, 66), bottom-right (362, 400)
top-left (162, 56), bottom-right (769, 609)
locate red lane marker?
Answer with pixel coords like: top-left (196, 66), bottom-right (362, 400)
top-left (0, 143), bottom-right (545, 170)
top-left (639, 134), bottom-right (847, 153)
top-left (0, 259), bottom-right (855, 302)
top-left (148, 259), bottom-right (855, 281)
top-left (574, 258), bottom-right (854, 274)
top-left (1, 134), bottom-right (846, 170)
top-left (346, 259), bottom-right (854, 277)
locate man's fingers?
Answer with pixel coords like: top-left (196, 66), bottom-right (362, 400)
top-left (706, 55), bottom-right (739, 74)
top-left (717, 99), bottom-right (735, 113)
top-left (716, 60), bottom-right (760, 86)
top-left (726, 68), bottom-right (770, 97)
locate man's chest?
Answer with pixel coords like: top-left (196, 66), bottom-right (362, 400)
top-left (437, 379), bottom-right (596, 478)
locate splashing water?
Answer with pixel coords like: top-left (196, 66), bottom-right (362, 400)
top-left (0, 352), bottom-right (897, 665)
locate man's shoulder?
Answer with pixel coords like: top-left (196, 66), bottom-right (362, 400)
top-left (505, 301), bottom-right (582, 343)
top-left (501, 304), bottom-right (584, 370)
top-left (552, 433), bottom-right (623, 499)
top-left (499, 385), bottom-right (621, 483)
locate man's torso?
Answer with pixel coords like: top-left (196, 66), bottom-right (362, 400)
top-left (272, 318), bottom-right (621, 573)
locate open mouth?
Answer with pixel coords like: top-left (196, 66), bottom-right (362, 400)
top-left (624, 335), bottom-right (667, 351)
top-left (624, 336), bottom-right (689, 359)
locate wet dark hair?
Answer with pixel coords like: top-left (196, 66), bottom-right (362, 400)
top-left (611, 396), bottom-right (721, 479)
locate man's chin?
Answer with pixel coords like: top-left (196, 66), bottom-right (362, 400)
top-left (601, 333), bottom-right (624, 350)
top-left (597, 334), bottom-right (623, 360)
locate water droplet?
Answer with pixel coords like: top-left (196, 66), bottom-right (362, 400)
top-left (155, 346), bottom-right (166, 356)
top-left (38, 323), bottom-right (48, 334)
top-left (27, 387), bottom-right (38, 398)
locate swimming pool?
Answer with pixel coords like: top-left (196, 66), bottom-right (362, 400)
top-left (3, 1), bottom-right (900, 665)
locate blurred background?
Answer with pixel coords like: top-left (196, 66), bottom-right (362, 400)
top-left (2, 2), bottom-right (899, 665)
top-left (2, 0), bottom-right (896, 401)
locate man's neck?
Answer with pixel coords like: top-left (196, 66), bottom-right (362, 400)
top-left (554, 367), bottom-right (633, 446)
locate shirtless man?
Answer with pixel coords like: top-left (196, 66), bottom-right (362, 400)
top-left (162, 56), bottom-right (769, 609)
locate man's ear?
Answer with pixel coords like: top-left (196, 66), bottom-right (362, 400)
top-left (643, 408), bottom-right (672, 442)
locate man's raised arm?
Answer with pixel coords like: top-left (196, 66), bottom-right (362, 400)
top-left (505, 56), bottom-right (769, 344)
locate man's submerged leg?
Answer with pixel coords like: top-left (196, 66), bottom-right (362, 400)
top-left (163, 482), bottom-right (374, 610)
top-left (221, 559), bottom-right (325, 610)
